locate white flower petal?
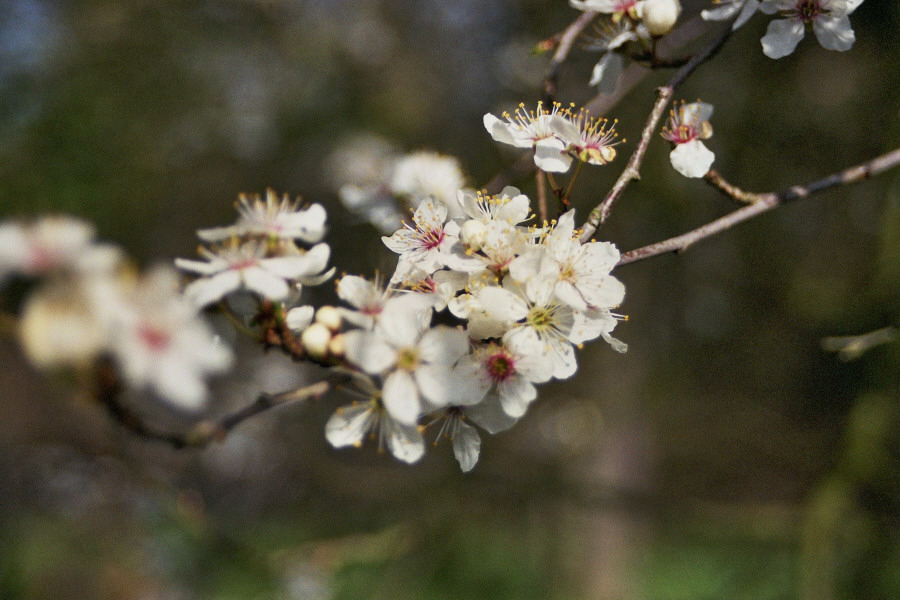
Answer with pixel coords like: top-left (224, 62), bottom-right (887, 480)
top-left (669, 140), bottom-right (715, 178)
top-left (325, 403), bottom-right (373, 448)
top-left (418, 326), bottom-right (468, 365)
top-left (813, 14), bottom-right (855, 52)
top-left (382, 370), bottom-right (422, 425)
top-left (415, 363), bottom-right (456, 407)
top-left (183, 270), bottom-right (242, 307)
top-left (343, 330), bottom-right (396, 373)
top-left (451, 420), bottom-right (481, 472)
top-left (534, 137), bottom-right (572, 173)
top-left (467, 394), bottom-right (520, 434)
top-left (386, 420), bottom-right (426, 463)
top-left (243, 266), bottom-right (291, 300)
top-left (761, 18), bottom-right (805, 59)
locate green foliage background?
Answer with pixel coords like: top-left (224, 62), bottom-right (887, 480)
top-left (0, 1), bottom-right (897, 598)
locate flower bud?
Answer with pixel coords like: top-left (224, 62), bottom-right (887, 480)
top-left (301, 323), bottom-right (332, 359)
top-left (327, 333), bottom-right (346, 358)
top-left (315, 305), bottom-right (342, 332)
top-left (642, 0), bottom-right (681, 37)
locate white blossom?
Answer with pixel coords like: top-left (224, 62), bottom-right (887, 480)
top-left (759, 0), bottom-right (863, 59)
top-left (661, 101), bottom-right (715, 178)
top-left (326, 398), bottom-right (425, 464)
top-left (483, 102), bottom-right (580, 173)
top-left (0, 217), bottom-right (121, 281)
top-left (389, 151), bottom-right (467, 219)
top-left (175, 240), bottom-right (331, 308)
top-left (382, 198), bottom-right (463, 281)
top-left (511, 210), bottom-right (625, 312)
top-left (106, 266), bottom-right (234, 409)
top-left (342, 294), bottom-right (466, 424)
top-left (197, 189), bottom-right (327, 244)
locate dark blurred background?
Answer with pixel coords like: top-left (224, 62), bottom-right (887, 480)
top-left (0, 1), bottom-right (898, 598)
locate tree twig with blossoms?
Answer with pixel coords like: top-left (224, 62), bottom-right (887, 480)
top-left (0, 0), bottom-right (896, 475)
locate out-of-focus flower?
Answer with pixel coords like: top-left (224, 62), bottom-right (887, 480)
top-left (107, 266), bottom-right (233, 409)
top-left (389, 152), bottom-right (467, 219)
top-left (701, 0), bottom-right (762, 29)
top-left (759, 0), bottom-right (864, 59)
top-left (198, 189), bottom-right (327, 245)
top-left (483, 102), bottom-right (579, 173)
top-left (175, 240), bottom-right (331, 307)
top-left (584, 19), bottom-right (641, 92)
top-left (661, 101), bottom-right (715, 178)
top-left (0, 216), bottom-right (120, 282)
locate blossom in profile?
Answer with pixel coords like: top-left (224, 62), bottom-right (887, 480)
top-left (197, 189), bottom-right (327, 244)
top-left (660, 101), bottom-right (715, 178)
top-left (582, 18), bottom-right (640, 92)
top-left (759, 0), bottom-right (864, 59)
top-left (107, 266), bottom-right (233, 409)
top-left (483, 102), bottom-right (579, 173)
top-left (175, 239), bottom-right (331, 307)
top-left (562, 109), bottom-right (623, 166)
top-left (701, 0), bottom-right (762, 29)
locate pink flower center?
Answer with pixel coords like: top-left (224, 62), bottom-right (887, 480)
top-left (420, 227), bottom-right (445, 250)
top-left (229, 258), bottom-right (259, 271)
top-left (485, 350), bottom-right (516, 382)
top-left (138, 323), bottom-right (171, 352)
top-left (25, 245), bottom-right (61, 272)
top-left (790, 0), bottom-right (827, 22)
top-left (663, 124), bottom-right (697, 145)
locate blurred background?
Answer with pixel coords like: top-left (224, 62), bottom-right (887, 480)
top-left (0, 0), bottom-right (898, 598)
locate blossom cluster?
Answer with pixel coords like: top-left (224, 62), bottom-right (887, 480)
top-left (289, 187), bottom-right (628, 472)
top-left (0, 216), bottom-right (233, 408)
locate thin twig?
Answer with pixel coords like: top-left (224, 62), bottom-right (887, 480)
top-left (580, 25), bottom-right (734, 242)
top-left (543, 10), bottom-right (598, 103)
top-left (97, 358), bottom-right (340, 448)
top-left (616, 148), bottom-right (900, 265)
top-left (704, 169), bottom-right (762, 204)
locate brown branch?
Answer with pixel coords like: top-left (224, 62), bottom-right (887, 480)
top-left (98, 358), bottom-right (338, 448)
top-left (580, 24), bottom-right (734, 242)
top-left (703, 169), bottom-right (762, 204)
top-left (543, 10), bottom-right (598, 103)
top-left (617, 148), bottom-right (900, 266)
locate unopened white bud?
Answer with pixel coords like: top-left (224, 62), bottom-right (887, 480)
top-left (642, 0), bottom-right (681, 36)
top-left (327, 333), bottom-right (346, 357)
top-left (301, 323), bottom-right (332, 359)
top-left (315, 305), bottom-right (342, 331)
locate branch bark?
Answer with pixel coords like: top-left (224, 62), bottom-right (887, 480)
top-left (579, 24), bottom-right (734, 242)
top-left (617, 148), bottom-right (900, 266)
